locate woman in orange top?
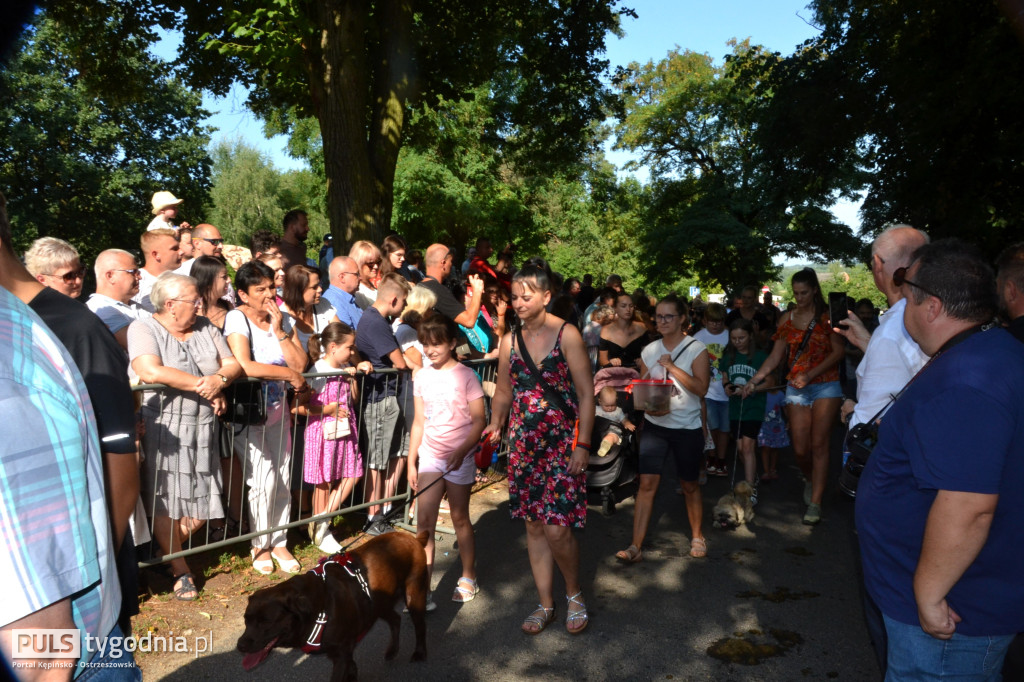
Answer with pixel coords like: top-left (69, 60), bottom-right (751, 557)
top-left (743, 268), bottom-right (844, 525)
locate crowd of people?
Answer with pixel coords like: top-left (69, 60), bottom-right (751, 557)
top-left (2, 186), bottom-right (1023, 678)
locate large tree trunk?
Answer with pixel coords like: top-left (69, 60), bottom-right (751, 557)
top-left (307, 0), bottom-right (414, 251)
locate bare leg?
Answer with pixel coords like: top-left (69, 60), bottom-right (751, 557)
top-left (740, 436), bottom-right (757, 484)
top-left (368, 468), bottom-right (386, 516)
top-left (446, 482), bottom-right (476, 581)
top-left (681, 480), bottom-right (704, 542)
top-left (153, 515), bottom-right (192, 586)
top-left (543, 524), bottom-right (580, 597)
top-left (786, 404), bottom-right (813, 479)
top-left (630, 473), bottom-right (661, 549)
top-left (808, 397), bottom-right (841, 505)
top-left (414, 472), bottom-right (445, 581)
top-left (385, 456), bottom-right (407, 506)
top-left (326, 476), bottom-right (358, 513)
top-left (524, 519), bottom-right (556, 609)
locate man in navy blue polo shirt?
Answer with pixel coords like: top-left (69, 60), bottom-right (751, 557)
top-left (856, 239), bottom-right (1024, 680)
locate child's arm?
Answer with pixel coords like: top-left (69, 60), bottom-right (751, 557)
top-left (623, 415), bottom-right (636, 431)
top-left (408, 395), bottom-right (425, 490)
top-left (446, 396), bottom-right (487, 472)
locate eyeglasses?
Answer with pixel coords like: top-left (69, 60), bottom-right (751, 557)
top-left (893, 267), bottom-right (941, 300)
top-left (171, 298), bottom-right (202, 309)
top-left (198, 238), bottom-right (224, 246)
top-left (655, 314), bottom-right (679, 322)
top-left (338, 271), bottom-right (358, 278)
top-left (45, 268), bottom-right (86, 283)
top-left (112, 268), bottom-right (141, 277)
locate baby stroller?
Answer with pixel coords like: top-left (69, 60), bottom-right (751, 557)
top-left (586, 367), bottom-right (640, 516)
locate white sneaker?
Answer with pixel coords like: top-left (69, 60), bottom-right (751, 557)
top-left (318, 531), bottom-right (343, 554)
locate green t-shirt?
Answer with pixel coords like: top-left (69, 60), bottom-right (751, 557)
top-left (721, 349), bottom-right (769, 421)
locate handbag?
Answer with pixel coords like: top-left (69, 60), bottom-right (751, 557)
top-left (221, 314), bottom-right (268, 426)
top-left (322, 415), bottom-right (351, 440)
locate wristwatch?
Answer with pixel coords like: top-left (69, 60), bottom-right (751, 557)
top-left (216, 373), bottom-right (228, 384)
top-left (277, 329), bottom-right (293, 342)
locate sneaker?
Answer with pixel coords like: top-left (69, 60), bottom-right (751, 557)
top-left (803, 479), bottom-right (813, 506)
top-left (365, 515), bottom-right (395, 537)
top-left (803, 503), bottom-right (821, 525)
top-left (712, 466), bottom-right (729, 477)
top-left (318, 531), bottom-right (343, 554)
top-left (705, 464), bottom-right (720, 475)
top-left (750, 486), bottom-right (759, 506)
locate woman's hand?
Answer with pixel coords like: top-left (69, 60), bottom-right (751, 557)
top-left (790, 372), bottom-right (809, 389)
top-left (608, 357), bottom-right (622, 367)
top-left (211, 395), bottom-right (227, 416)
top-left (840, 399), bottom-right (856, 424)
top-left (656, 354), bottom-right (674, 369)
top-left (286, 369), bottom-right (308, 393)
top-left (482, 422), bottom-right (502, 445)
top-left (195, 375), bottom-right (224, 401)
top-left (496, 299), bottom-right (508, 317)
top-left (265, 299), bottom-right (284, 331)
top-left (568, 446), bottom-right (589, 476)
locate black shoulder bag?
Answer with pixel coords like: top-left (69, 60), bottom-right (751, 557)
top-left (222, 313), bottom-right (268, 426)
top-left (515, 325), bottom-right (579, 441)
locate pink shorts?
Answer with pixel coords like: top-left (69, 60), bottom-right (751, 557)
top-left (417, 448), bottom-right (475, 486)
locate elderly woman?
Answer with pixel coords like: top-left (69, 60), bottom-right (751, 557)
top-left (224, 261), bottom-right (308, 574)
top-left (24, 236), bottom-right (85, 299)
top-left (349, 239), bottom-right (383, 309)
top-left (280, 264), bottom-right (341, 360)
top-left (128, 273), bottom-right (242, 600)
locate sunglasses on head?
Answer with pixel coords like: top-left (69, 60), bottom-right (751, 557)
top-left (893, 266), bottom-right (941, 300)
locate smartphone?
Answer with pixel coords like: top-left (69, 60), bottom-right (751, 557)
top-left (828, 292), bottom-right (849, 329)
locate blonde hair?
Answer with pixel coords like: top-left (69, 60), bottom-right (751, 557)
top-left (348, 240), bottom-right (382, 268)
top-left (150, 272), bottom-right (196, 311)
top-left (141, 228), bottom-right (177, 253)
top-left (598, 385), bottom-right (618, 404)
top-left (401, 284), bottom-right (437, 323)
top-left (24, 237), bottom-right (79, 277)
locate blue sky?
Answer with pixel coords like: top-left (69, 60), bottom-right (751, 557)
top-left (196, 0), bottom-right (822, 170)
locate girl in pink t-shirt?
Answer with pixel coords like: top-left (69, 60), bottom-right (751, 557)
top-left (409, 313), bottom-right (486, 605)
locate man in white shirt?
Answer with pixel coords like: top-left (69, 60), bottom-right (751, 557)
top-left (133, 228), bottom-right (181, 312)
top-left (87, 249), bottom-right (151, 350)
top-left (838, 225), bottom-right (930, 429)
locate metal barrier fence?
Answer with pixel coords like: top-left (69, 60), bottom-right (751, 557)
top-left (131, 359), bottom-right (502, 568)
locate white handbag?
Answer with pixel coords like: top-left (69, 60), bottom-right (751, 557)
top-left (322, 416), bottom-right (351, 440)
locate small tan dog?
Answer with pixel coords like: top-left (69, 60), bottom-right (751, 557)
top-left (712, 480), bottom-right (755, 530)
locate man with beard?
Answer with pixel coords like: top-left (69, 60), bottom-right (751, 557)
top-left (279, 209), bottom-right (312, 269)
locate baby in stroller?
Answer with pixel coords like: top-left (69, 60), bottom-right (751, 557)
top-left (595, 386), bottom-right (635, 456)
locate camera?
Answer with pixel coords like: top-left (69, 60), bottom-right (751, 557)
top-left (838, 420), bottom-right (878, 498)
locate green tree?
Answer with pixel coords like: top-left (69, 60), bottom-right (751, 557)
top-left (156, 0), bottom-right (627, 247)
top-left (0, 12), bottom-right (211, 262)
top-left (758, 0), bottom-right (1024, 257)
top-left (613, 43), bottom-right (863, 292)
top-left (204, 139), bottom-right (283, 244)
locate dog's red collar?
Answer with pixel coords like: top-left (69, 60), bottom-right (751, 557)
top-left (301, 552), bottom-right (373, 653)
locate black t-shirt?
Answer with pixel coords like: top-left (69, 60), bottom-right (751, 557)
top-left (28, 288), bottom-right (136, 454)
top-left (1009, 315), bottom-right (1024, 344)
top-left (419, 276), bottom-right (466, 323)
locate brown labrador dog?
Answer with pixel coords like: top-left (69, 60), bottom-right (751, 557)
top-left (237, 531), bottom-right (429, 681)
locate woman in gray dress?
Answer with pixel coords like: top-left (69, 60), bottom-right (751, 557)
top-left (129, 273), bottom-right (242, 600)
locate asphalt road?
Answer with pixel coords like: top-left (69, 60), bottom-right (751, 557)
top-left (155, 443), bottom-right (880, 682)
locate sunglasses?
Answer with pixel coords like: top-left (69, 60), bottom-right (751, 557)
top-left (46, 268), bottom-right (86, 283)
top-left (363, 260), bottom-right (382, 268)
top-left (893, 266), bottom-right (941, 300)
top-left (199, 238), bottom-right (224, 246)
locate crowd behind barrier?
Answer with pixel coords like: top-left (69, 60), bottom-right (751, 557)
top-left (131, 360), bottom-right (502, 568)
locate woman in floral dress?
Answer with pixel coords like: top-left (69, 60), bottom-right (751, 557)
top-left (485, 263), bottom-right (595, 636)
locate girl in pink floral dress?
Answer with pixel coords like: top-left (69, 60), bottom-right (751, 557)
top-left (294, 322), bottom-right (362, 553)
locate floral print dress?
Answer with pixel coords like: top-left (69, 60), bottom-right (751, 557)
top-left (508, 326), bottom-right (586, 528)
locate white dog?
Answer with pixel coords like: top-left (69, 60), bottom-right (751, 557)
top-left (713, 480), bottom-right (755, 530)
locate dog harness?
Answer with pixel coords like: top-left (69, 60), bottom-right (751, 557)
top-left (301, 552), bottom-right (373, 653)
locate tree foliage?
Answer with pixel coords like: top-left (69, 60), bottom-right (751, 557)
top-left (159, 0), bottom-right (627, 248)
top-left (613, 42), bottom-right (864, 294)
top-left (0, 10), bottom-right (211, 262)
top-left (758, 0), bottom-right (1024, 258)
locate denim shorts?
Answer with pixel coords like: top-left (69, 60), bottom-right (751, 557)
top-left (883, 613), bottom-right (1013, 681)
top-left (705, 399), bottom-right (730, 432)
top-left (785, 380), bottom-right (842, 407)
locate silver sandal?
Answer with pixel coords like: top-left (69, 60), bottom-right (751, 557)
top-left (566, 591), bottom-right (589, 634)
top-left (521, 604), bottom-right (556, 635)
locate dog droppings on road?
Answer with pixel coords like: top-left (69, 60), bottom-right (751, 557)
top-left (735, 586), bottom-right (820, 603)
top-left (706, 628), bottom-right (803, 665)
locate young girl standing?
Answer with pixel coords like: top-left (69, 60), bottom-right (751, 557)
top-left (408, 313), bottom-right (487, 609)
top-left (721, 319), bottom-right (769, 504)
top-left (294, 321), bottom-right (362, 553)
